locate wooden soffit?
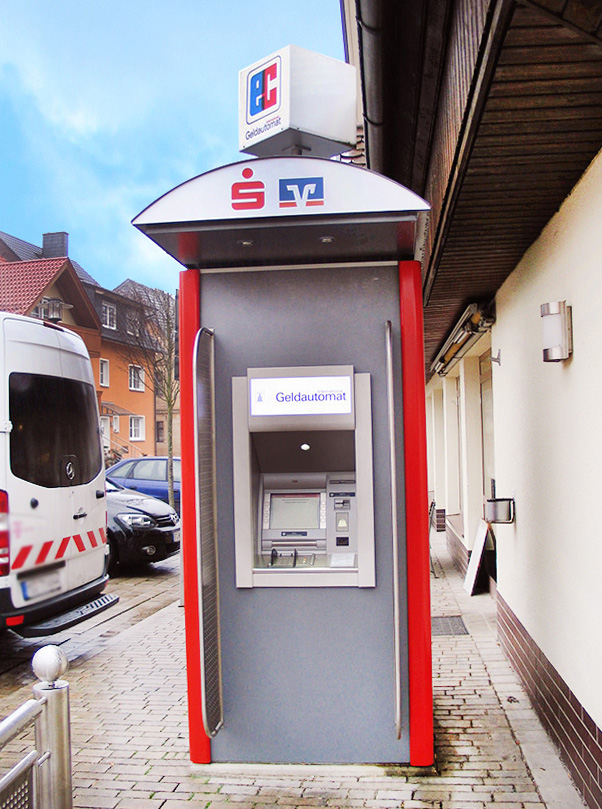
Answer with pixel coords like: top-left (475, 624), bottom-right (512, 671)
top-left (355, 0), bottom-right (602, 377)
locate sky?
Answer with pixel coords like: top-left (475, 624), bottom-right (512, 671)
top-left (0, 1), bottom-right (345, 293)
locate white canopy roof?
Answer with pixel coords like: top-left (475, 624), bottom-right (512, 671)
top-left (132, 156), bottom-right (429, 269)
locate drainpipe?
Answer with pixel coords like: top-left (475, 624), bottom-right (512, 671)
top-left (356, 0), bottom-right (384, 172)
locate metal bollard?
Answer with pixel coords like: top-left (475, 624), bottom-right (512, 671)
top-left (32, 646), bottom-right (73, 809)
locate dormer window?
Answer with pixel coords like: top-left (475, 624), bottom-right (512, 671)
top-left (126, 311), bottom-right (141, 336)
top-left (102, 302), bottom-right (117, 329)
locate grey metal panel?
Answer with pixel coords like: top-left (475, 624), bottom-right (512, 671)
top-left (201, 264), bottom-right (409, 763)
top-left (193, 328), bottom-right (223, 737)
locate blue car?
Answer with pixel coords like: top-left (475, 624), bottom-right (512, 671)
top-left (107, 456), bottom-right (181, 513)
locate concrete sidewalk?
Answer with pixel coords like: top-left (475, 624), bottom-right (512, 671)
top-left (3, 530), bottom-right (586, 808)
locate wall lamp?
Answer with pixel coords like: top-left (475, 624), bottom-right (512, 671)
top-left (430, 303), bottom-right (495, 376)
top-left (540, 300), bottom-right (572, 362)
top-left (38, 297), bottom-right (73, 324)
top-left (484, 497), bottom-right (515, 524)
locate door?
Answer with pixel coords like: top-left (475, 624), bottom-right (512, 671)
top-left (100, 416), bottom-right (111, 452)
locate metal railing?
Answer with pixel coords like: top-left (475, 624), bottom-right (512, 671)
top-left (0, 647), bottom-right (73, 809)
top-left (103, 433), bottom-right (147, 465)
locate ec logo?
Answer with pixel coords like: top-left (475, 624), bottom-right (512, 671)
top-left (279, 177), bottom-right (325, 209)
top-left (247, 56), bottom-right (280, 122)
top-left (231, 168), bottom-right (265, 211)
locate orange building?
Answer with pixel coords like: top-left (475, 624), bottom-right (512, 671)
top-left (0, 230), bottom-right (157, 460)
top-left (86, 285), bottom-right (157, 461)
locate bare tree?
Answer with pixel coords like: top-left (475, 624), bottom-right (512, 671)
top-left (114, 279), bottom-right (180, 510)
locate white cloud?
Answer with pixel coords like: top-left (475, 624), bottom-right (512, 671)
top-left (0, 0), bottom-right (344, 291)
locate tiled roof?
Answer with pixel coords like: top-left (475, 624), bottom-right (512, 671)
top-left (70, 258), bottom-right (99, 287)
top-left (0, 258), bottom-right (68, 315)
top-left (0, 230), bottom-right (40, 261)
top-left (0, 231), bottom-right (100, 286)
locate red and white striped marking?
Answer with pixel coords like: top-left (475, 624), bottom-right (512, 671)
top-left (11, 527), bottom-right (106, 571)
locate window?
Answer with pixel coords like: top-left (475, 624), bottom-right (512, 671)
top-left (156, 420), bottom-right (165, 443)
top-left (99, 358), bottom-right (109, 387)
top-left (113, 459), bottom-right (136, 478)
top-left (126, 311), bottom-right (141, 336)
top-left (132, 458), bottom-right (166, 480)
top-left (9, 372), bottom-right (102, 487)
top-left (100, 416), bottom-right (111, 450)
top-left (102, 302), bottom-right (117, 330)
top-left (112, 415), bottom-right (120, 433)
top-left (129, 416), bottom-right (145, 441)
top-left (128, 364), bottom-right (145, 391)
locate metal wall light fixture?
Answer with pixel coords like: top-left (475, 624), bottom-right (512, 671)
top-left (430, 303), bottom-right (495, 376)
top-left (38, 297), bottom-right (73, 324)
top-left (484, 497), bottom-right (515, 524)
top-left (540, 300), bottom-right (572, 362)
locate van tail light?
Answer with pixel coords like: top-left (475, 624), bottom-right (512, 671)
top-left (0, 490), bottom-right (9, 576)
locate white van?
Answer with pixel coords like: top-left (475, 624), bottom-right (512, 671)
top-left (0, 312), bottom-right (117, 636)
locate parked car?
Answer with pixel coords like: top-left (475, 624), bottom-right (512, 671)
top-left (106, 456), bottom-right (181, 513)
top-left (105, 479), bottom-right (180, 568)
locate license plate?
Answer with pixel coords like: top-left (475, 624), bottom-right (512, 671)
top-left (21, 570), bottom-right (62, 600)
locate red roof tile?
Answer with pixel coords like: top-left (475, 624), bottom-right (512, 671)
top-left (0, 258), bottom-right (68, 315)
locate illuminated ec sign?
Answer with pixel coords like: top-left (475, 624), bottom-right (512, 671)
top-left (250, 376), bottom-right (352, 417)
top-left (246, 56), bottom-right (281, 123)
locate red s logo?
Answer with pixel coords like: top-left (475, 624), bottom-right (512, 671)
top-left (231, 167), bottom-right (265, 210)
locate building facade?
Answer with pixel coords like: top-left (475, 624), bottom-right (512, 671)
top-left (83, 282), bottom-right (157, 460)
top-left (343, 1), bottom-right (602, 806)
top-left (0, 230), bottom-right (157, 459)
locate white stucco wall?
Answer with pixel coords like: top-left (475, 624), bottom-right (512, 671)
top-left (493, 147), bottom-right (602, 726)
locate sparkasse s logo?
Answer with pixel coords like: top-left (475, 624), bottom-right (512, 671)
top-left (247, 56), bottom-right (281, 123)
top-left (231, 168), bottom-right (266, 211)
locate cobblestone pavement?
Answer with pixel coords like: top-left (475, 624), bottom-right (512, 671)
top-left (0, 555), bottom-right (181, 684)
top-left (0, 534), bottom-right (585, 809)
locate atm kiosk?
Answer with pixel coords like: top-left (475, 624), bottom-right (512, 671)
top-left (133, 50), bottom-right (433, 766)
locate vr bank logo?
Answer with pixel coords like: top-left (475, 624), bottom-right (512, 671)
top-left (247, 56), bottom-right (280, 122)
top-left (279, 178), bottom-right (325, 209)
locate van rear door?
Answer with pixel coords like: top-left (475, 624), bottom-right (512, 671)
top-left (57, 327), bottom-right (107, 593)
top-left (4, 317), bottom-right (106, 613)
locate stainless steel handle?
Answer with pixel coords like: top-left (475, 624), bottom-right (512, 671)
top-left (193, 327), bottom-right (223, 738)
top-left (385, 320), bottom-right (402, 740)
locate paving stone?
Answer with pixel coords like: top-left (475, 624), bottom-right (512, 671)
top-left (1, 534), bottom-right (590, 809)
top-left (73, 796), bottom-right (120, 809)
top-left (162, 803), bottom-right (210, 809)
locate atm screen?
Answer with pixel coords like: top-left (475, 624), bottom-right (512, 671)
top-left (269, 493), bottom-right (321, 530)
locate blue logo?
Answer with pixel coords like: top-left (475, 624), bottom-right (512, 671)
top-left (247, 57), bottom-right (280, 122)
top-left (279, 177), bottom-right (325, 209)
